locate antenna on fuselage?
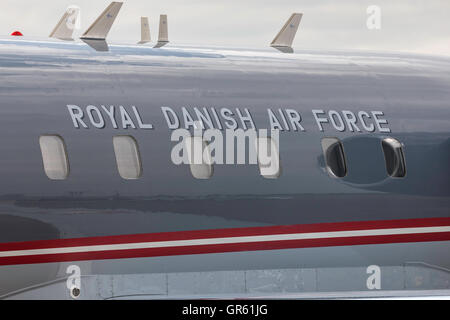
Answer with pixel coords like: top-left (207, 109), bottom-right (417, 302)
top-left (153, 14), bottom-right (169, 48)
top-left (137, 17), bottom-right (151, 44)
top-left (270, 13), bottom-right (302, 53)
top-left (49, 5), bottom-right (80, 41)
top-left (80, 1), bottom-right (123, 52)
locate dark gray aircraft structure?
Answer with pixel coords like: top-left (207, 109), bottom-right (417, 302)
top-left (0, 37), bottom-right (449, 299)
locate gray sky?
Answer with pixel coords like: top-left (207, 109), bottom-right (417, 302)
top-left (1, 0), bottom-right (449, 56)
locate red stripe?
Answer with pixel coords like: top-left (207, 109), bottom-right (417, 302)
top-left (0, 231), bottom-right (449, 266)
top-left (0, 217), bottom-right (449, 252)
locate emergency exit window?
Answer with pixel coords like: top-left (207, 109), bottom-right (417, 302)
top-left (39, 135), bottom-right (70, 180)
top-left (321, 137), bottom-right (347, 178)
top-left (382, 137), bottom-right (406, 178)
top-left (113, 135), bottom-right (143, 179)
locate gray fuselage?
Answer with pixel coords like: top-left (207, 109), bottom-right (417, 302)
top-left (0, 38), bottom-right (449, 298)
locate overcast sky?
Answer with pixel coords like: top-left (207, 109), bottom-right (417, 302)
top-left (1, 0), bottom-right (449, 56)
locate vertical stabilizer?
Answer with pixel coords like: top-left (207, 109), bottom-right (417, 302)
top-left (80, 1), bottom-right (123, 51)
top-left (154, 14), bottom-right (169, 48)
top-left (49, 6), bottom-right (80, 41)
top-left (137, 17), bottom-right (151, 44)
top-left (270, 13), bottom-right (302, 53)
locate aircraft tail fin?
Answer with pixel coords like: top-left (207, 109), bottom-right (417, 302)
top-left (49, 5), bottom-right (80, 41)
top-left (270, 13), bottom-right (302, 53)
top-left (137, 17), bottom-right (151, 44)
top-left (81, 2), bottom-right (122, 40)
top-left (80, 2), bottom-right (123, 51)
top-left (154, 14), bottom-right (169, 48)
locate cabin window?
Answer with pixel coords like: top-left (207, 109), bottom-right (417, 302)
top-left (256, 136), bottom-right (281, 179)
top-left (39, 135), bottom-right (69, 180)
top-left (185, 136), bottom-right (213, 179)
top-left (321, 137), bottom-right (347, 178)
top-left (382, 138), bottom-right (406, 177)
top-left (113, 135), bottom-right (142, 179)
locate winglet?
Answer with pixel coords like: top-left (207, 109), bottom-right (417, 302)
top-left (270, 13), bottom-right (302, 53)
top-left (153, 14), bottom-right (169, 48)
top-left (80, 1), bottom-right (123, 51)
top-left (137, 17), bottom-right (151, 44)
top-left (49, 5), bottom-right (80, 41)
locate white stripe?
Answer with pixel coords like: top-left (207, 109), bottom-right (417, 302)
top-left (0, 226), bottom-right (449, 258)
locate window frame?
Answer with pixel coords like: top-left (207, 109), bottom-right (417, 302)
top-left (112, 135), bottom-right (143, 180)
top-left (39, 134), bottom-right (70, 180)
top-left (321, 137), bottom-right (347, 178)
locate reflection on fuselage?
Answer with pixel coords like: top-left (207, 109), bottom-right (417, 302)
top-left (0, 39), bottom-right (449, 298)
